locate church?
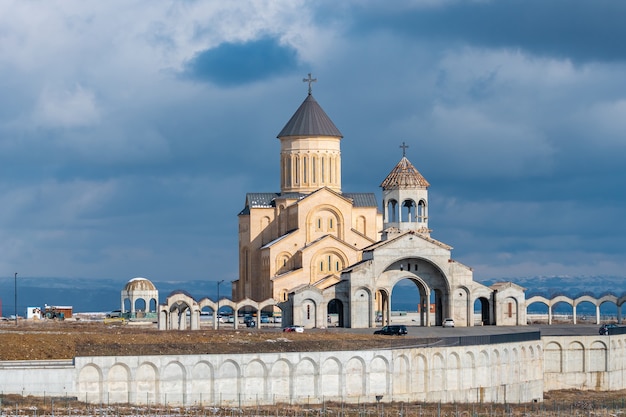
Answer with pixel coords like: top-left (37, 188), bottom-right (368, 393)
top-left (232, 76), bottom-right (526, 329)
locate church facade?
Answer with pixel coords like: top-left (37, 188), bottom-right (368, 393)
top-left (232, 80), bottom-right (526, 329)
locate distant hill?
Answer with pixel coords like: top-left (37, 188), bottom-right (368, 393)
top-left (0, 277), bottom-right (231, 316)
top-left (478, 275), bottom-right (626, 299)
top-left (391, 275), bottom-right (626, 313)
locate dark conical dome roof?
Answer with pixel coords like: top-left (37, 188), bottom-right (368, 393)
top-left (380, 157), bottom-right (430, 189)
top-left (277, 94), bottom-right (343, 138)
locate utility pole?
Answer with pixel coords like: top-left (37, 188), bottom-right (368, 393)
top-left (14, 272), bottom-right (17, 326)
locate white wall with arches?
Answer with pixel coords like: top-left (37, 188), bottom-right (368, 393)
top-left (9, 335), bottom-right (626, 406)
top-left (69, 339), bottom-right (543, 406)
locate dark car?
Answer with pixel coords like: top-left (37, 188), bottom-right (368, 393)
top-left (374, 325), bottom-right (407, 336)
top-left (599, 323), bottom-right (619, 335)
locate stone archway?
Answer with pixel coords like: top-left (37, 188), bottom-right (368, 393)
top-left (390, 278), bottom-right (424, 325)
top-left (169, 301), bottom-right (192, 330)
top-left (380, 258), bottom-right (452, 328)
top-left (375, 288), bottom-right (389, 326)
top-left (327, 299), bottom-right (344, 327)
top-left (432, 288), bottom-right (445, 326)
top-left (475, 297), bottom-right (491, 326)
top-left (160, 292), bottom-right (199, 330)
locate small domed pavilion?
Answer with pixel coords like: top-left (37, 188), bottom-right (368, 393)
top-left (121, 277), bottom-right (159, 319)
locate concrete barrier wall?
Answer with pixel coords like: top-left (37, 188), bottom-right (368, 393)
top-left (0, 340), bottom-right (543, 406)
top-left (542, 334), bottom-right (626, 392)
top-left (0, 360), bottom-right (75, 396)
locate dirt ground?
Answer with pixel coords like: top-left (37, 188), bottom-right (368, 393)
top-left (0, 319), bottom-right (431, 360)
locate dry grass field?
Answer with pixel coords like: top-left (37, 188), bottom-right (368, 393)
top-left (0, 319), bottom-right (431, 360)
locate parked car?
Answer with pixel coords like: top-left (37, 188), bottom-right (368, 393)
top-left (283, 325), bottom-right (304, 333)
top-left (600, 323), bottom-right (619, 335)
top-left (374, 325), bottom-right (407, 336)
top-left (261, 315), bottom-right (270, 324)
top-left (106, 310), bottom-right (122, 318)
top-left (442, 318), bottom-right (455, 328)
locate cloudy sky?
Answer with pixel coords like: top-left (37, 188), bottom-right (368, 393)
top-left (1, 0), bottom-right (625, 292)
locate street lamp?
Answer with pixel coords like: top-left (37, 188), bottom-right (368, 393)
top-left (217, 280), bottom-right (224, 330)
top-left (14, 272), bottom-right (17, 326)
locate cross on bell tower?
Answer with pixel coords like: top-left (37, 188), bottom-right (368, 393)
top-left (400, 142), bottom-right (409, 157)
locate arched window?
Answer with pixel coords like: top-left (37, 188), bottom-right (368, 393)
top-left (285, 157), bottom-right (291, 187)
top-left (295, 156), bottom-right (300, 184)
top-left (276, 253), bottom-right (291, 273)
top-left (316, 252), bottom-right (344, 274)
top-left (387, 199), bottom-right (398, 223)
top-left (356, 215), bottom-right (366, 235)
top-left (402, 199), bottom-right (417, 222)
top-left (418, 200), bottom-right (427, 222)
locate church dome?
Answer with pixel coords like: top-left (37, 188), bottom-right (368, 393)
top-left (277, 94), bottom-right (343, 138)
top-left (380, 156), bottom-right (430, 189)
top-left (124, 277), bottom-right (157, 292)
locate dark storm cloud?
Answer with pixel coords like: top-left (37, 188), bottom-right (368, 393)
top-left (353, 0), bottom-right (626, 63)
top-left (183, 37), bottom-right (300, 85)
top-left (1, 0), bottom-right (625, 289)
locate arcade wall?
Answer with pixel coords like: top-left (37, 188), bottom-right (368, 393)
top-left (543, 334), bottom-right (625, 392)
top-left (1, 340), bottom-right (544, 406)
top-left (6, 335), bottom-right (624, 406)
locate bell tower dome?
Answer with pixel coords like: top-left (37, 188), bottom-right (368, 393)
top-left (380, 142), bottom-right (431, 239)
top-left (277, 74), bottom-right (343, 194)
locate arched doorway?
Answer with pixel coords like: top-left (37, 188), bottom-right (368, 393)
top-left (381, 258), bottom-right (451, 328)
top-left (327, 299), bottom-right (343, 327)
top-left (375, 289), bottom-right (389, 326)
top-left (474, 297), bottom-right (490, 325)
top-left (387, 276), bottom-right (433, 327)
top-left (134, 298), bottom-right (147, 317)
top-left (432, 288), bottom-right (444, 326)
top-left (391, 278), bottom-right (422, 324)
top-left (169, 301), bottom-right (192, 330)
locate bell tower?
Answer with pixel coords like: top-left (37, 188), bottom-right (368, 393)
top-left (380, 142), bottom-right (431, 239)
top-left (277, 74), bottom-right (343, 194)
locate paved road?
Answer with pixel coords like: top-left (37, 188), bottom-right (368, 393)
top-left (298, 323), bottom-right (604, 338)
top-left (235, 322), bottom-right (606, 339)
